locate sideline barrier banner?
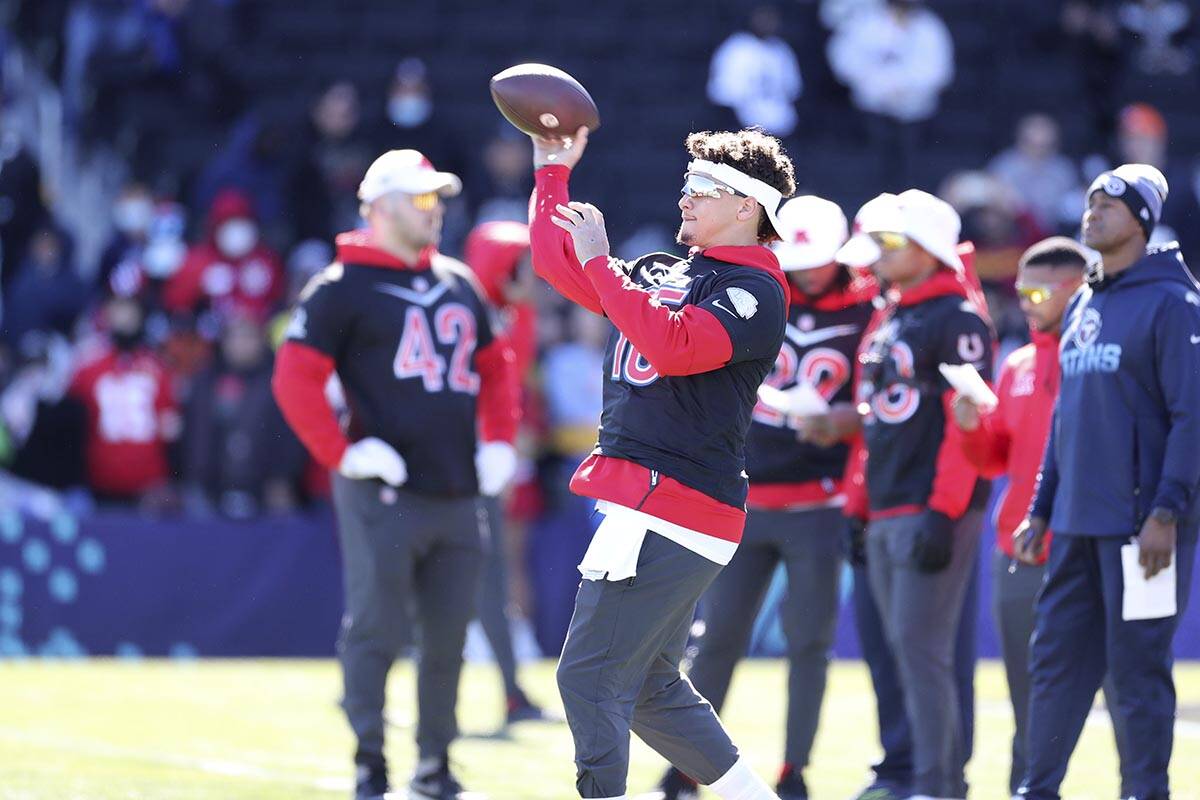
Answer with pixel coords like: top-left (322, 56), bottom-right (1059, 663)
top-left (1, 503), bottom-right (1197, 659)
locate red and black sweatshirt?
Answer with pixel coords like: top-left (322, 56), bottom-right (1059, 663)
top-left (845, 267), bottom-right (994, 522)
top-left (271, 230), bottom-right (519, 498)
top-left (745, 274), bottom-right (877, 510)
top-left (530, 164), bottom-right (789, 543)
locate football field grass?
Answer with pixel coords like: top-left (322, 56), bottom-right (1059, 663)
top-left (2, 658), bottom-right (1198, 800)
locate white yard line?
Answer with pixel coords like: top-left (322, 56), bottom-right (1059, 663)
top-left (0, 726), bottom-right (351, 792)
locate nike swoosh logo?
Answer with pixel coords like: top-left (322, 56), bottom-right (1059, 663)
top-left (711, 298), bottom-right (738, 318)
top-left (1191, 334), bottom-right (1200, 345)
top-left (785, 323), bottom-right (862, 348)
top-left (375, 282), bottom-right (449, 307)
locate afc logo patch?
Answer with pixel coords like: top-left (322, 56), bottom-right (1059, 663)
top-left (1073, 307), bottom-right (1102, 350)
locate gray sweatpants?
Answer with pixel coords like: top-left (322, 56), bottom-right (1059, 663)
top-left (556, 530), bottom-right (740, 798)
top-left (688, 505), bottom-right (844, 770)
top-left (990, 548), bottom-right (1131, 796)
top-left (478, 496), bottom-right (520, 697)
top-left (332, 476), bottom-right (484, 765)
top-left (867, 510), bottom-right (982, 798)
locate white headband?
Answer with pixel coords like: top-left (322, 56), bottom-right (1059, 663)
top-left (687, 159), bottom-right (785, 238)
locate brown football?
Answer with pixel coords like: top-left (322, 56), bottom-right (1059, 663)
top-left (489, 63), bottom-right (601, 138)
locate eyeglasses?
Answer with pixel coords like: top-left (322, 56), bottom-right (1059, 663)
top-left (409, 192), bottom-right (441, 211)
top-left (869, 231), bottom-right (910, 252)
top-left (1016, 278), bottom-right (1076, 305)
top-left (681, 173), bottom-right (743, 200)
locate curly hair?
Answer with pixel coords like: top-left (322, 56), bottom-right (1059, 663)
top-left (686, 129), bottom-right (797, 243)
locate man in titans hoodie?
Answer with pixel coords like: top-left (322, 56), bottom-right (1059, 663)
top-left (1018, 164), bottom-right (1200, 800)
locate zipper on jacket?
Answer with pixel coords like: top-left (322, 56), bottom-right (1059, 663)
top-left (635, 469), bottom-right (661, 511)
top-left (1132, 427), bottom-right (1143, 529)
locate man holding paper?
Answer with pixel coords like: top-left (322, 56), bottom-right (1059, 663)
top-left (950, 237), bottom-right (1129, 795)
top-left (1016, 164), bottom-right (1200, 800)
top-left (655, 195), bottom-right (875, 800)
top-left (845, 190), bottom-right (994, 800)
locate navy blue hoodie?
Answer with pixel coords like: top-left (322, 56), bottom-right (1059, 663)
top-left (1031, 243), bottom-right (1200, 537)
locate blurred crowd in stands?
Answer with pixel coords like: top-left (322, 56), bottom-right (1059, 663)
top-left (0, 0), bottom-right (1197, 646)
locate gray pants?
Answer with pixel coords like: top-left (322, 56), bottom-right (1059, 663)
top-left (867, 510), bottom-right (982, 798)
top-left (688, 505), bottom-right (844, 769)
top-left (332, 475), bottom-right (484, 765)
top-left (556, 530), bottom-right (739, 798)
top-left (478, 496), bottom-right (520, 696)
top-left (990, 548), bottom-right (1131, 796)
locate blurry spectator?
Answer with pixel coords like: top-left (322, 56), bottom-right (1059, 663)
top-left (375, 57), bottom-right (467, 181)
top-left (192, 109), bottom-right (316, 248)
top-left (940, 171), bottom-right (1044, 280)
top-left (707, 4), bottom-right (803, 137)
top-left (69, 294), bottom-right (180, 506)
top-left (0, 332), bottom-right (86, 490)
top-left (96, 181), bottom-right (156, 289)
top-left (182, 315), bottom-right (304, 518)
top-left (164, 188), bottom-right (284, 323)
top-left (472, 126), bottom-right (534, 227)
top-left (1, 224), bottom-right (89, 347)
top-left (1061, 1), bottom-right (1122, 149)
top-left (1118, 0), bottom-right (1193, 75)
top-left (1108, 103), bottom-right (1200, 259)
top-left (308, 80), bottom-right (375, 236)
top-left (988, 114), bottom-right (1084, 234)
top-left (827, 0), bottom-right (954, 185)
top-left (0, 118), bottom-right (46, 290)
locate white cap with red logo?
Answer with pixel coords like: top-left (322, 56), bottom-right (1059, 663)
top-left (770, 195), bottom-right (849, 272)
top-left (358, 149), bottom-right (462, 203)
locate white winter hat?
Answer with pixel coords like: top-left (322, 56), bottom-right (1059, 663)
top-left (835, 193), bottom-right (897, 268)
top-left (358, 149), bottom-right (462, 203)
top-left (771, 196), bottom-right (849, 271)
top-left (857, 189), bottom-right (964, 272)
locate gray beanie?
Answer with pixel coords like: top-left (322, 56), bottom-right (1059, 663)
top-left (1087, 163), bottom-right (1169, 240)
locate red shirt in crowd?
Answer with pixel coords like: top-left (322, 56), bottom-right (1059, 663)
top-left (70, 347), bottom-right (180, 498)
top-left (163, 189), bottom-right (284, 322)
top-left (959, 328), bottom-right (1060, 560)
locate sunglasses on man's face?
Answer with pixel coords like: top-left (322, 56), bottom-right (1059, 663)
top-left (409, 192), bottom-right (441, 211)
top-left (1016, 277), bottom-right (1076, 305)
top-left (869, 231), bottom-right (910, 252)
top-left (681, 173), bottom-right (743, 200)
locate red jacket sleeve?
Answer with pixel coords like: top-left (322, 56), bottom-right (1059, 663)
top-left (475, 335), bottom-right (520, 443)
top-left (582, 255), bottom-right (733, 376)
top-left (162, 251), bottom-right (205, 313)
top-left (842, 434), bottom-right (869, 521)
top-left (928, 389), bottom-right (986, 519)
top-left (271, 341), bottom-right (349, 469)
top-left (528, 166), bottom-right (604, 315)
top-left (958, 362), bottom-right (1012, 479)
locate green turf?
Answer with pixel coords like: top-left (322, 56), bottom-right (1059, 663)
top-left (1, 659), bottom-right (1197, 799)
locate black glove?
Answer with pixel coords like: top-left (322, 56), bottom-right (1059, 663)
top-left (844, 517), bottom-right (868, 568)
top-left (912, 510), bottom-right (955, 573)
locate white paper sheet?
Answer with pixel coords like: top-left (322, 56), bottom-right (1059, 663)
top-left (938, 362), bottom-right (999, 411)
top-left (1121, 541), bottom-right (1177, 621)
top-left (756, 381), bottom-right (830, 417)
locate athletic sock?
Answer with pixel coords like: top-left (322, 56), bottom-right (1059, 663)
top-left (708, 757), bottom-right (780, 800)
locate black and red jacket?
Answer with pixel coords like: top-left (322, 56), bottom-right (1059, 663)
top-left (271, 230), bottom-right (519, 498)
top-left (530, 165), bottom-right (789, 543)
top-left (845, 267), bottom-right (994, 521)
top-left (746, 274), bottom-right (877, 509)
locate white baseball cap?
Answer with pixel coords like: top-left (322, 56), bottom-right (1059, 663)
top-left (835, 194), bottom-right (896, 268)
top-left (856, 189), bottom-right (964, 272)
top-left (771, 196), bottom-right (849, 271)
top-left (358, 149), bottom-right (462, 203)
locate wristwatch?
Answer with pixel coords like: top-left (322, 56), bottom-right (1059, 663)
top-left (1150, 507), bottom-right (1178, 525)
